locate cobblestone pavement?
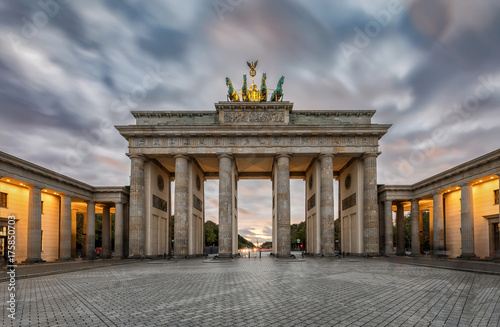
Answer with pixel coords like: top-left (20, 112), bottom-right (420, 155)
top-left (0, 259), bottom-right (140, 281)
top-left (1, 256), bottom-right (500, 326)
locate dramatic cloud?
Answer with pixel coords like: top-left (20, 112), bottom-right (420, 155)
top-left (1, 0), bottom-right (499, 239)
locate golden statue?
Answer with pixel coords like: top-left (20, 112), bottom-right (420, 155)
top-left (241, 75), bottom-right (250, 101)
top-left (225, 77), bottom-right (239, 102)
top-left (225, 61), bottom-right (283, 103)
top-left (259, 73), bottom-right (267, 102)
top-left (246, 60), bottom-right (258, 79)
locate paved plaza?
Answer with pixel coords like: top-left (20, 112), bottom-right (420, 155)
top-left (1, 256), bottom-right (500, 327)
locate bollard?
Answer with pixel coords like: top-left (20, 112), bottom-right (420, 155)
top-left (259, 251), bottom-right (261, 258)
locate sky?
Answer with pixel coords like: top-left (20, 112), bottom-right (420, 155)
top-left (1, 0), bottom-right (500, 243)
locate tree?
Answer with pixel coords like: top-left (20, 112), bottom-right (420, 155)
top-left (238, 235), bottom-right (255, 249)
top-left (261, 241), bottom-right (272, 249)
top-left (422, 211), bottom-right (430, 252)
top-left (334, 218), bottom-right (341, 250)
top-left (405, 213), bottom-right (412, 250)
top-left (95, 213), bottom-right (102, 247)
top-left (392, 213), bottom-right (412, 251)
top-left (290, 221), bottom-right (306, 248)
top-left (205, 220), bottom-right (218, 246)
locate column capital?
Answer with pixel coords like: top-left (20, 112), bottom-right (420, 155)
top-left (362, 152), bottom-right (380, 159)
top-left (29, 184), bottom-right (45, 191)
top-left (174, 153), bottom-right (190, 160)
top-left (216, 153), bottom-right (233, 160)
top-left (319, 153), bottom-right (334, 160)
top-left (459, 180), bottom-right (475, 188)
top-left (84, 200), bottom-right (96, 205)
top-left (411, 198), bottom-right (420, 204)
top-left (432, 190), bottom-right (445, 196)
top-left (127, 153), bottom-right (146, 160)
top-left (276, 153), bottom-right (291, 159)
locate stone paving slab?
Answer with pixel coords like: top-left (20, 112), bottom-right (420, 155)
top-left (0, 259), bottom-right (141, 281)
top-left (1, 257), bottom-right (500, 326)
top-left (383, 256), bottom-right (500, 276)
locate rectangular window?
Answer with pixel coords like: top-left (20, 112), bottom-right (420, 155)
top-left (41, 201), bottom-right (44, 214)
top-left (495, 189), bottom-right (499, 205)
top-left (0, 192), bottom-right (7, 208)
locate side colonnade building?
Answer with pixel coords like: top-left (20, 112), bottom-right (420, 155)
top-left (378, 149), bottom-right (500, 259)
top-left (0, 152), bottom-right (129, 263)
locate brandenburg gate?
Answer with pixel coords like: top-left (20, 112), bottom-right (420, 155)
top-left (116, 67), bottom-right (391, 259)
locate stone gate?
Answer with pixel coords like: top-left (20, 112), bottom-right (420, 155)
top-left (116, 101), bottom-right (391, 258)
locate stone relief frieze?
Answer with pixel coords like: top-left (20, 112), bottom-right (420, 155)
top-left (132, 135), bottom-right (378, 149)
top-left (223, 111), bottom-right (285, 123)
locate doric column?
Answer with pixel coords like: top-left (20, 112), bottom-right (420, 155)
top-left (24, 185), bottom-right (43, 263)
top-left (71, 210), bottom-right (77, 257)
top-left (432, 191), bottom-right (446, 256)
top-left (128, 154), bottom-right (146, 258)
top-left (384, 200), bottom-right (393, 256)
top-left (114, 202), bottom-right (124, 258)
top-left (174, 154), bottom-right (189, 257)
top-left (460, 182), bottom-right (476, 257)
top-left (276, 154), bottom-right (291, 257)
top-left (218, 154), bottom-right (234, 258)
top-left (102, 204), bottom-right (111, 258)
top-left (319, 154), bottom-right (335, 256)
top-left (410, 199), bottom-right (421, 256)
top-left (59, 194), bottom-right (73, 260)
top-left (85, 201), bottom-right (96, 259)
top-left (363, 153), bottom-right (380, 255)
top-left (396, 203), bottom-right (405, 256)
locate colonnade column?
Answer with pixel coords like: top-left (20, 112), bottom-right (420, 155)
top-left (85, 201), bottom-right (96, 259)
top-left (460, 182), bottom-right (476, 258)
top-left (71, 210), bottom-right (77, 257)
top-left (363, 153), bottom-right (379, 255)
top-left (102, 204), bottom-right (111, 258)
top-left (114, 202), bottom-right (124, 258)
top-left (174, 154), bottom-right (189, 257)
top-left (410, 199), bottom-right (421, 256)
top-left (384, 200), bottom-right (393, 256)
top-left (218, 154), bottom-right (234, 258)
top-left (59, 194), bottom-right (73, 261)
top-left (432, 191), bottom-right (445, 256)
top-left (276, 154), bottom-right (291, 257)
top-left (396, 203), bottom-right (405, 256)
top-left (319, 154), bottom-right (335, 256)
top-left (24, 185), bottom-right (43, 263)
top-left (128, 154), bottom-right (146, 258)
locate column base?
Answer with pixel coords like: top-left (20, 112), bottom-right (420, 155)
top-left (83, 255), bottom-right (98, 260)
top-left (458, 253), bottom-right (477, 259)
top-left (217, 253), bottom-right (234, 259)
top-left (56, 257), bottom-right (75, 262)
top-left (22, 258), bottom-right (46, 264)
top-left (127, 254), bottom-right (146, 260)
